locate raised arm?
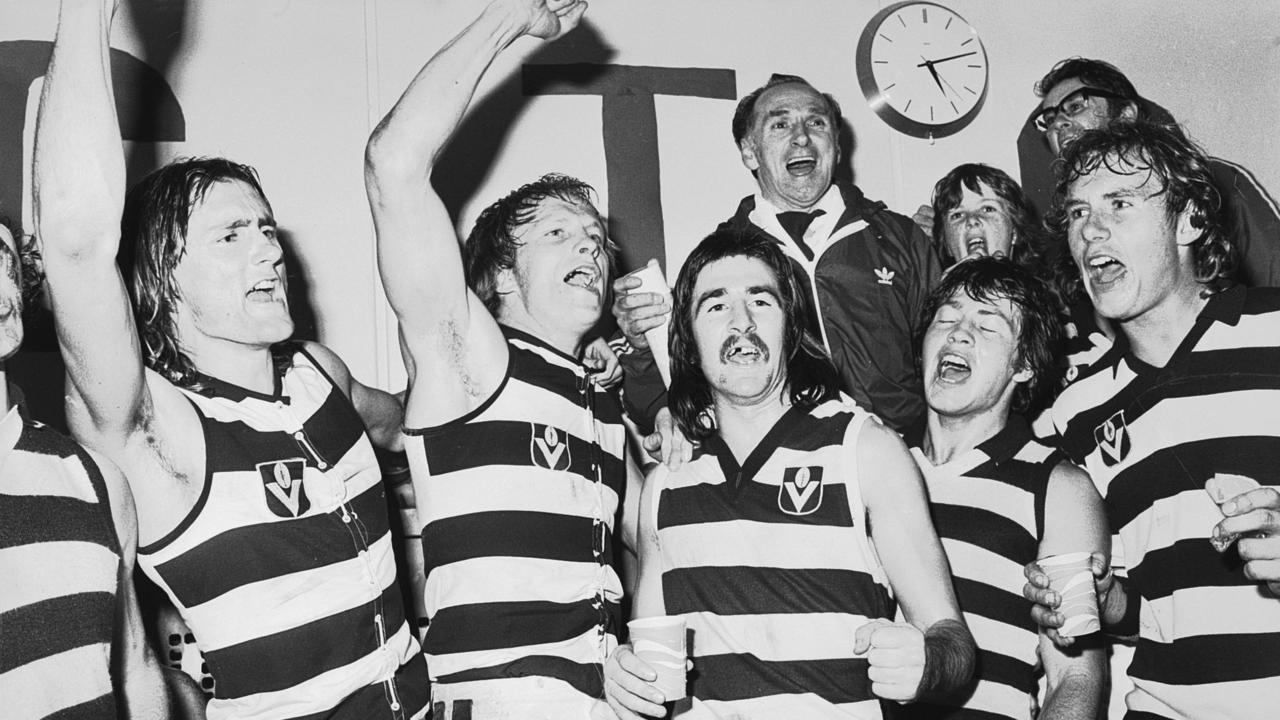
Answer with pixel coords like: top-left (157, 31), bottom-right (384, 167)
top-left (364, 0), bottom-right (586, 425)
top-left (854, 421), bottom-right (975, 704)
top-left (33, 0), bottom-right (148, 443)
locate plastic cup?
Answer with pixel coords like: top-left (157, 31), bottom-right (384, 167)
top-left (622, 259), bottom-right (673, 387)
top-left (1039, 552), bottom-right (1101, 638)
top-left (628, 615), bottom-right (686, 700)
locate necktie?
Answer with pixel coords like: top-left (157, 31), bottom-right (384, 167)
top-left (775, 210), bottom-right (825, 260)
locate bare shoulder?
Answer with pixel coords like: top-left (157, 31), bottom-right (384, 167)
top-left (1047, 459), bottom-right (1101, 504)
top-left (300, 341), bottom-right (355, 393)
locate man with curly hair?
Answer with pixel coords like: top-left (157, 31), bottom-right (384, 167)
top-left (33, 2), bottom-right (429, 718)
top-left (1025, 121), bottom-right (1280, 719)
top-left (1033, 57), bottom-right (1280, 288)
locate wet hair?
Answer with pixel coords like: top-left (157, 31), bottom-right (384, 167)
top-left (463, 173), bottom-right (616, 315)
top-left (731, 73), bottom-right (843, 147)
top-left (668, 228), bottom-right (840, 441)
top-left (917, 256), bottom-right (1063, 415)
top-left (119, 157), bottom-right (272, 386)
top-left (929, 163), bottom-right (1048, 268)
top-left (1044, 121), bottom-right (1234, 301)
top-left (0, 215), bottom-right (43, 315)
top-left (1034, 57), bottom-right (1139, 123)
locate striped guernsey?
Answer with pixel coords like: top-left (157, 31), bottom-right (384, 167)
top-left (135, 347), bottom-right (429, 720)
top-left (1053, 286), bottom-right (1280, 720)
top-left (1, 409), bottom-right (122, 719)
top-left (654, 398), bottom-right (893, 719)
top-left (406, 326), bottom-right (627, 702)
top-left (906, 420), bottom-right (1053, 720)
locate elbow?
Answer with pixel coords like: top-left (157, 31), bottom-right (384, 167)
top-left (363, 127), bottom-right (427, 191)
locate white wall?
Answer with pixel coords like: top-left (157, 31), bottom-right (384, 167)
top-left (2, 0), bottom-right (1276, 390)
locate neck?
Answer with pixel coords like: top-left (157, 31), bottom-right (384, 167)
top-left (498, 308), bottom-right (586, 358)
top-left (922, 406), bottom-right (1009, 466)
top-left (188, 341), bottom-right (279, 394)
top-left (1121, 282), bottom-right (1209, 368)
top-left (713, 388), bottom-right (791, 462)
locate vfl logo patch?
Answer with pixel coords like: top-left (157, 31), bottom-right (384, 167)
top-left (257, 458), bottom-right (309, 517)
top-left (778, 466), bottom-right (824, 516)
top-left (1094, 411), bottom-right (1131, 467)
top-left (530, 424), bottom-right (571, 471)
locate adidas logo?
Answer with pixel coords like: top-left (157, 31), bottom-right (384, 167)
top-left (875, 267), bottom-right (895, 285)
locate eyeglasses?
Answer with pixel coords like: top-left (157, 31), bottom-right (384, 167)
top-left (1033, 87), bottom-right (1126, 132)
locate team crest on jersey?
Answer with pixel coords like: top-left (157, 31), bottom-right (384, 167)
top-left (1093, 410), bottom-right (1131, 467)
top-left (257, 458), bottom-right (310, 517)
top-left (778, 466), bottom-right (824, 515)
top-left (530, 424), bottom-right (571, 471)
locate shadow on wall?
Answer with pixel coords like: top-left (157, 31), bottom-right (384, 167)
top-left (434, 20), bottom-right (616, 225)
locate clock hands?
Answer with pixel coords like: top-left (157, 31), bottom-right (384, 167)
top-left (915, 51), bottom-right (976, 67)
top-left (920, 56), bottom-right (946, 96)
top-left (918, 50), bottom-right (978, 99)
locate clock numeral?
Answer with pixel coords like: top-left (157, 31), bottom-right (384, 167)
top-left (922, 7), bottom-right (928, 23)
top-left (945, 16), bottom-right (953, 30)
top-left (904, 99), bottom-right (912, 113)
top-left (960, 38), bottom-right (974, 46)
top-left (897, 14), bottom-right (907, 27)
top-left (963, 85), bottom-right (976, 95)
top-left (949, 100), bottom-right (957, 114)
top-left (879, 33), bottom-right (894, 43)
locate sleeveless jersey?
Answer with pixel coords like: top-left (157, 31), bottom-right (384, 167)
top-left (405, 326), bottom-right (627, 700)
top-left (655, 398), bottom-right (893, 719)
top-left (905, 420), bottom-right (1053, 720)
top-left (1, 409), bottom-right (121, 719)
top-left (136, 347), bottom-right (429, 720)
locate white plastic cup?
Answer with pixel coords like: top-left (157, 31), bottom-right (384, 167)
top-left (622, 259), bottom-right (673, 387)
top-left (1039, 552), bottom-right (1101, 638)
top-left (627, 615), bottom-right (686, 700)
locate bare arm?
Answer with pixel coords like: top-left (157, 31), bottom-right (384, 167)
top-left (855, 421), bottom-right (975, 703)
top-left (95, 450), bottom-right (171, 719)
top-left (34, 0), bottom-right (149, 444)
top-left (364, 0), bottom-right (585, 427)
top-left (1036, 461), bottom-right (1108, 720)
top-left (604, 464), bottom-right (667, 719)
top-left (301, 341), bottom-right (404, 452)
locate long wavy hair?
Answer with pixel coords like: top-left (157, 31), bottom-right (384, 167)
top-left (119, 157), bottom-right (272, 386)
top-left (1044, 121), bottom-right (1234, 303)
top-left (668, 229), bottom-right (840, 441)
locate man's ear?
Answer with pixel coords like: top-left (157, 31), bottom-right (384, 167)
top-left (1013, 364), bottom-right (1035, 384)
top-left (1118, 100), bottom-right (1139, 123)
top-left (495, 266), bottom-right (518, 295)
top-left (739, 139), bottom-right (761, 172)
top-left (1174, 202), bottom-right (1204, 247)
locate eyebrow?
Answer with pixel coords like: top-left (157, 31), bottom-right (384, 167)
top-left (747, 284), bottom-right (781, 301)
top-left (694, 287), bottom-right (726, 313)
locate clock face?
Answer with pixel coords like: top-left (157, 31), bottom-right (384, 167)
top-left (856, 1), bottom-right (989, 138)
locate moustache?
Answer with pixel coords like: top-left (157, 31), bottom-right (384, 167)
top-left (719, 331), bottom-right (769, 362)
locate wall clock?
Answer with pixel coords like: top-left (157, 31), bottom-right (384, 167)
top-left (855, 1), bottom-right (989, 139)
